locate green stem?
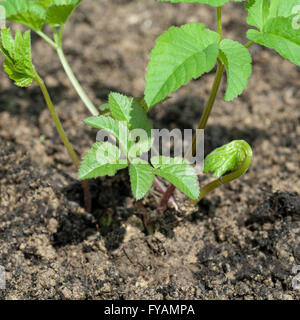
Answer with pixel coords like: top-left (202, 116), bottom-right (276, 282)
top-left (217, 7), bottom-right (222, 41)
top-left (192, 59), bottom-right (224, 154)
top-left (35, 74), bottom-right (92, 212)
top-left (56, 46), bottom-right (99, 116)
top-left (35, 74), bottom-right (80, 169)
top-left (198, 60), bottom-right (224, 130)
top-left (192, 141), bottom-right (253, 205)
top-left (36, 31), bottom-right (58, 49)
top-left (245, 40), bottom-right (254, 48)
top-left (35, 28), bottom-right (99, 116)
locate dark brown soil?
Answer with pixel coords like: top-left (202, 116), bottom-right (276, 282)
top-left (0, 0), bottom-right (300, 300)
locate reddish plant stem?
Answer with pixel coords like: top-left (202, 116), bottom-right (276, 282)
top-left (153, 178), bottom-right (178, 211)
top-left (158, 184), bottom-right (176, 214)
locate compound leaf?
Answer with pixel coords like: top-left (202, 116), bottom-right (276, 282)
top-left (219, 39), bottom-right (252, 101)
top-left (0, 28), bottom-right (37, 87)
top-left (78, 142), bottom-right (127, 179)
top-left (145, 23), bottom-right (220, 108)
top-left (151, 156), bottom-right (200, 200)
top-left (0, 0), bottom-right (47, 30)
top-left (129, 158), bottom-right (154, 200)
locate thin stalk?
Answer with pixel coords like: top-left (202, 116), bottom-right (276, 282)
top-left (36, 31), bottom-right (58, 49)
top-left (35, 75), bottom-right (80, 168)
top-left (55, 46), bottom-right (99, 116)
top-left (245, 40), bottom-right (254, 48)
top-left (191, 141), bottom-right (253, 205)
top-left (217, 7), bottom-right (222, 41)
top-left (35, 28), bottom-right (99, 116)
top-left (197, 60), bottom-right (224, 130)
top-left (158, 184), bottom-right (176, 214)
top-left (35, 74), bottom-right (91, 212)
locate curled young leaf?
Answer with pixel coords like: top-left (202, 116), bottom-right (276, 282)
top-left (204, 140), bottom-right (252, 178)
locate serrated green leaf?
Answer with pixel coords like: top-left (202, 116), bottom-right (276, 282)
top-left (151, 156), bottom-right (200, 200)
top-left (157, 0), bottom-right (245, 7)
top-left (247, 17), bottom-right (300, 66)
top-left (219, 39), bottom-right (252, 101)
top-left (78, 142), bottom-right (127, 179)
top-left (109, 93), bottom-right (152, 130)
top-left (129, 158), bottom-right (154, 200)
top-left (0, 28), bottom-right (37, 87)
top-left (204, 140), bottom-right (250, 178)
top-left (109, 92), bottom-right (133, 123)
top-left (145, 23), bottom-right (220, 108)
top-left (0, 0), bottom-right (47, 30)
top-left (83, 115), bottom-right (133, 155)
top-left (108, 93), bottom-right (154, 156)
top-left (46, 0), bottom-right (82, 26)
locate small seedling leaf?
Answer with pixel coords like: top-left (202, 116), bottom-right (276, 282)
top-left (0, 28), bottom-right (36, 87)
top-left (108, 93), bottom-right (153, 156)
top-left (145, 23), bottom-right (220, 108)
top-left (0, 0), bottom-right (47, 30)
top-left (247, 17), bottom-right (300, 66)
top-left (83, 115), bottom-right (133, 155)
top-left (129, 158), bottom-right (154, 200)
top-left (219, 39), bottom-right (252, 101)
top-left (151, 156), bottom-right (200, 200)
top-left (78, 142), bottom-right (127, 179)
top-left (46, 0), bottom-right (82, 26)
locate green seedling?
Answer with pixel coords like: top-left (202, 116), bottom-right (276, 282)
top-left (0, 26), bottom-right (91, 210)
top-left (146, 0), bottom-right (300, 212)
top-left (0, 0), bottom-right (98, 115)
top-left (79, 0), bottom-right (299, 213)
top-left (1, 0), bottom-right (299, 216)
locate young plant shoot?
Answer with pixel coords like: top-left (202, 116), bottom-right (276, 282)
top-left (0, 0), bottom-right (99, 116)
top-left (1, 0), bottom-right (299, 217)
top-left (78, 0), bottom-right (299, 213)
top-left (0, 27), bottom-right (91, 212)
